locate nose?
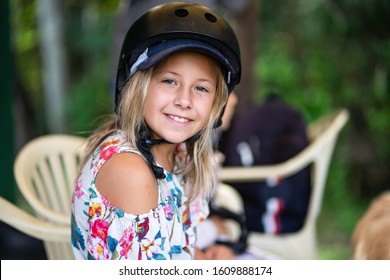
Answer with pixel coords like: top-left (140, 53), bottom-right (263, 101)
top-left (174, 86), bottom-right (192, 109)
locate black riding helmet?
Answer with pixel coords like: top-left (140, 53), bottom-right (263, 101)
top-left (114, 2), bottom-right (241, 179)
top-left (114, 2), bottom-right (241, 112)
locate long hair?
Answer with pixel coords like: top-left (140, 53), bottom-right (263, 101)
top-left (81, 60), bottom-right (228, 201)
top-left (179, 64), bottom-right (228, 200)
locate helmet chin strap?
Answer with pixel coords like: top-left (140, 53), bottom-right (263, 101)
top-left (137, 126), bottom-right (200, 179)
top-left (142, 138), bottom-right (171, 146)
top-left (141, 134), bottom-right (200, 147)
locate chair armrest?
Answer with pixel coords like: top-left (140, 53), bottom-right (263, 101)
top-left (0, 196), bottom-right (71, 242)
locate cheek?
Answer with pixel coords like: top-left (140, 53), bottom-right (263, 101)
top-left (143, 95), bottom-right (159, 122)
top-left (198, 97), bottom-right (215, 122)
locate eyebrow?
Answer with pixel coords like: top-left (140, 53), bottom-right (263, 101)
top-left (156, 70), bottom-right (216, 84)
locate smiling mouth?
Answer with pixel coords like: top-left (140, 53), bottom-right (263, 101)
top-left (168, 114), bottom-right (191, 123)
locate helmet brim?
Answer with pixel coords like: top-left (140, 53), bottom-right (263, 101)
top-left (130, 39), bottom-right (235, 90)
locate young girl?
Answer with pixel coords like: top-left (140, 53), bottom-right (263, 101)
top-left (71, 2), bottom-right (241, 260)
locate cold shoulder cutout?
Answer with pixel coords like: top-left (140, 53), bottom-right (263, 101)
top-left (95, 151), bottom-right (158, 215)
top-left (71, 130), bottom-right (209, 260)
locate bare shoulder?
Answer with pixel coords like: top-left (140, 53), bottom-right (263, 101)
top-left (95, 152), bottom-right (158, 215)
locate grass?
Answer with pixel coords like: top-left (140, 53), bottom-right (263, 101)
top-left (316, 191), bottom-right (370, 260)
top-left (317, 209), bottom-right (352, 260)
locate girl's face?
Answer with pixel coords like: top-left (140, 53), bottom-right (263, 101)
top-left (144, 51), bottom-right (218, 144)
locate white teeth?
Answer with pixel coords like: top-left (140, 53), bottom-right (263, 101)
top-left (169, 115), bottom-right (189, 123)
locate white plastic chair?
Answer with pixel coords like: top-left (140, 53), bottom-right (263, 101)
top-left (218, 108), bottom-right (349, 259)
top-left (0, 197), bottom-right (70, 242)
top-left (0, 134), bottom-right (86, 259)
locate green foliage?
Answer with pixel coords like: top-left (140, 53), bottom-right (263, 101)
top-left (11, 0), bottom-right (43, 111)
top-left (11, 0), bottom-right (389, 259)
top-left (258, 0), bottom-right (390, 193)
top-left (64, 1), bottom-right (118, 134)
top-left (11, 0), bottom-right (120, 134)
top-left (65, 65), bottom-right (113, 134)
top-left (257, 0), bottom-right (390, 258)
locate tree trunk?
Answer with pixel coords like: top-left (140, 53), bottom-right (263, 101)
top-left (36, 0), bottom-right (68, 133)
top-left (233, 0), bottom-right (258, 115)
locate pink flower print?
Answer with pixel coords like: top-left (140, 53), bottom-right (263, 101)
top-left (101, 138), bottom-right (120, 150)
top-left (191, 199), bottom-right (207, 224)
top-left (119, 227), bottom-right (135, 258)
top-left (91, 241), bottom-right (110, 260)
top-left (100, 145), bottom-right (118, 161)
top-left (73, 177), bottom-right (84, 201)
top-left (163, 204), bottom-right (174, 221)
top-left (192, 199), bottom-right (201, 212)
top-left (91, 219), bottom-right (109, 242)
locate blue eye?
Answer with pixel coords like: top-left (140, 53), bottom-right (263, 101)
top-left (196, 86), bottom-right (209, 93)
top-left (162, 78), bottom-right (176, 85)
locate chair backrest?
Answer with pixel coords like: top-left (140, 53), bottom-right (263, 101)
top-left (14, 134), bottom-right (86, 225)
top-left (12, 134), bottom-right (87, 259)
top-left (218, 109), bottom-right (349, 259)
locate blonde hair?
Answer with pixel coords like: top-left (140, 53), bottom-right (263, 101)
top-left (82, 57), bottom-right (228, 200)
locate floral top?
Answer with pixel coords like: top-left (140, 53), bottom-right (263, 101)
top-left (71, 130), bottom-right (209, 260)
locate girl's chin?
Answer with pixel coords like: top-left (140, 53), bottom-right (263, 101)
top-left (161, 134), bottom-right (196, 144)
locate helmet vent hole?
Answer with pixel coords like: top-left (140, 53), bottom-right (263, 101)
top-left (175, 8), bottom-right (189, 17)
top-left (204, 13), bottom-right (217, 23)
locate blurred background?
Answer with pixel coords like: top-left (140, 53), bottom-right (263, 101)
top-left (1, 0), bottom-right (389, 259)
